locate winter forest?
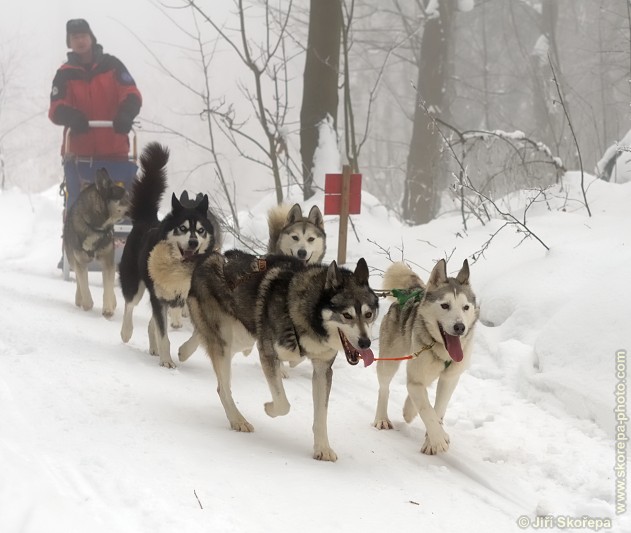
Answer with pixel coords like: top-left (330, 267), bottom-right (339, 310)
top-left (1, 0), bottom-right (629, 226)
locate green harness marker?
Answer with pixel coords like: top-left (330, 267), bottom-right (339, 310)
top-left (390, 287), bottom-right (451, 370)
top-left (391, 287), bottom-right (425, 306)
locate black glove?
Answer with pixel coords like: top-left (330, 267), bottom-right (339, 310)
top-left (113, 112), bottom-right (134, 134)
top-left (55, 106), bottom-right (89, 134)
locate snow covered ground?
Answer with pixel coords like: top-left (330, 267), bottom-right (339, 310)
top-left (0, 173), bottom-right (628, 532)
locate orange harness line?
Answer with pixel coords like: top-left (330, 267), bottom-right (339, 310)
top-left (367, 341), bottom-right (437, 362)
top-left (372, 355), bottom-right (416, 361)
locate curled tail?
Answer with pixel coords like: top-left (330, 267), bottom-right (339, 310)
top-left (382, 262), bottom-right (425, 303)
top-left (129, 142), bottom-right (170, 224)
top-left (267, 203), bottom-right (293, 254)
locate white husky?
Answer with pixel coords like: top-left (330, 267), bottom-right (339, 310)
top-left (373, 259), bottom-right (478, 454)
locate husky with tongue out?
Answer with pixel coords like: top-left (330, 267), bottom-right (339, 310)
top-left (185, 251), bottom-right (379, 462)
top-left (373, 258), bottom-right (478, 455)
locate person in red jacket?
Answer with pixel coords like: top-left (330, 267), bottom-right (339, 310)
top-left (49, 18), bottom-right (142, 160)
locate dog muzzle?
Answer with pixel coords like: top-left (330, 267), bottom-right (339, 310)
top-left (338, 329), bottom-right (375, 367)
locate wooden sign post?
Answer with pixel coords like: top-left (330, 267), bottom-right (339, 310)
top-left (324, 165), bottom-right (362, 265)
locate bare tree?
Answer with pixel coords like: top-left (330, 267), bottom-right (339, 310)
top-left (153, 0), bottom-right (298, 210)
top-left (190, 0), bottom-right (297, 205)
top-left (402, 0), bottom-right (455, 225)
top-left (529, 0), bottom-right (560, 157)
top-left (0, 37), bottom-right (42, 190)
top-left (300, 0), bottom-right (342, 200)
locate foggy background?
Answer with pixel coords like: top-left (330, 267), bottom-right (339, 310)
top-left (1, 0), bottom-right (629, 219)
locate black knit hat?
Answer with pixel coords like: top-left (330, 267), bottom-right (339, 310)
top-left (66, 19), bottom-right (97, 47)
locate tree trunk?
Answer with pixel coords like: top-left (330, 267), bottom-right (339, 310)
top-left (300, 0), bottom-right (342, 200)
top-left (530, 0), bottom-right (559, 157)
top-left (402, 0), bottom-right (454, 225)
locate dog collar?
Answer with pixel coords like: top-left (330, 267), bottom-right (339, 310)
top-left (427, 339), bottom-right (452, 369)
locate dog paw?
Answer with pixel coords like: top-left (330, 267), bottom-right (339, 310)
top-left (102, 308), bottom-right (115, 319)
top-left (313, 447), bottom-right (338, 462)
top-left (120, 326), bottom-right (132, 343)
top-left (402, 396), bottom-right (417, 424)
top-left (170, 321), bottom-right (183, 329)
top-left (421, 431), bottom-right (450, 455)
top-left (373, 418), bottom-right (393, 430)
top-left (280, 364), bottom-right (290, 379)
top-left (81, 301), bottom-right (94, 312)
top-left (264, 401), bottom-right (290, 418)
top-left (178, 346), bottom-right (194, 362)
top-left (230, 420), bottom-right (254, 432)
top-left (160, 359), bottom-right (177, 369)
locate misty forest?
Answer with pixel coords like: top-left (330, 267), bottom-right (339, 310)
top-left (1, 0), bottom-right (630, 233)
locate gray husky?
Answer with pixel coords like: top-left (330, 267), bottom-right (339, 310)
top-left (373, 259), bottom-right (478, 454)
top-left (62, 168), bottom-right (129, 318)
top-left (177, 202), bottom-right (325, 362)
top-left (187, 251), bottom-right (378, 461)
top-left (267, 203), bottom-right (326, 263)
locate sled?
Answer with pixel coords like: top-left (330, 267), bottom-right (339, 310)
top-left (61, 121), bottom-right (138, 281)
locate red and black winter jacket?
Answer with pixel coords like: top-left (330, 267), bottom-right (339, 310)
top-left (49, 45), bottom-right (142, 159)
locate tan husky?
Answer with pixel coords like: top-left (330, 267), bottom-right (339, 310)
top-left (373, 259), bottom-right (478, 454)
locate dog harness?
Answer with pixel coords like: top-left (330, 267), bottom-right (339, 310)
top-left (369, 287), bottom-right (451, 369)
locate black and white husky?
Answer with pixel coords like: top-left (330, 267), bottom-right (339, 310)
top-left (373, 259), bottom-right (478, 454)
top-left (118, 142), bottom-right (220, 368)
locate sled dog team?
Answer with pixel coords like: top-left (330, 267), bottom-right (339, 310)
top-left (62, 142), bottom-right (479, 461)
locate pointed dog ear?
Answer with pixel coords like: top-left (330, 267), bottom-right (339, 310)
top-left (95, 168), bottom-right (111, 194)
top-left (427, 259), bottom-right (448, 288)
top-left (180, 190), bottom-right (190, 204)
top-left (354, 258), bottom-right (369, 285)
top-left (455, 259), bottom-right (470, 284)
top-left (307, 205), bottom-right (324, 230)
top-left (287, 203), bottom-right (302, 224)
top-left (196, 194), bottom-right (209, 214)
top-left (325, 260), bottom-right (342, 290)
top-left (171, 192), bottom-right (183, 212)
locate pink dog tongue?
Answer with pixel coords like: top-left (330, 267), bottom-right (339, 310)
top-left (444, 334), bottom-right (463, 362)
top-left (360, 348), bottom-right (375, 367)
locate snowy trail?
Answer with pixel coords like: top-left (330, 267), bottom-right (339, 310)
top-left (0, 184), bottom-right (626, 532)
top-left (0, 267), bottom-right (532, 531)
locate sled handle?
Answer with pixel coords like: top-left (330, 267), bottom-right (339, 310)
top-left (64, 121), bottom-right (138, 163)
top-left (87, 120), bottom-right (114, 128)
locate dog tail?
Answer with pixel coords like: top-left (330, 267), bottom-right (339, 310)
top-left (129, 142), bottom-right (170, 224)
top-left (382, 262), bottom-right (425, 300)
top-left (266, 203), bottom-right (293, 254)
